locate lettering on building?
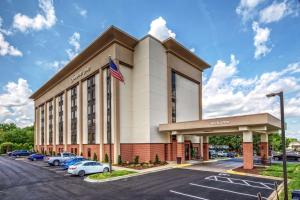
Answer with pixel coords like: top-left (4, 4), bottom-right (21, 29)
top-left (71, 67), bottom-right (91, 82)
top-left (210, 120), bottom-right (230, 125)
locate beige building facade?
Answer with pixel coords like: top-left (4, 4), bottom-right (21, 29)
top-left (31, 26), bottom-right (281, 168)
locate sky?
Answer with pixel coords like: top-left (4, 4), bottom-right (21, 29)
top-left (0, 0), bottom-right (300, 139)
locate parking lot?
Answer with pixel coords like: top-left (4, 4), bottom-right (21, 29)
top-left (0, 156), bottom-right (281, 200)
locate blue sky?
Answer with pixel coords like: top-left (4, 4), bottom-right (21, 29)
top-left (0, 0), bottom-right (300, 139)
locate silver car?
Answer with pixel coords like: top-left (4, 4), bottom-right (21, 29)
top-left (68, 161), bottom-right (110, 177)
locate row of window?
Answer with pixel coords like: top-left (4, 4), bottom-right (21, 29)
top-left (38, 74), bottom-right (101, 145)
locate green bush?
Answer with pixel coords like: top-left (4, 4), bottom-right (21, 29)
top-left (80, 152), bottom-right (83, 156)
top-left (118, 155), bottom-right (122, 165)
top-left (134, 155), bottom-right (139, 164)
top-left (52, 151), bottom-right (56, 156)
top-left (154, 154), bottom-right (160, 164)
top-left (0, 142), bottom-right (13, 154)
top-left (93, 152), bottom-right (98, 161)
top-left (104, 153), bottom-right (109, 163)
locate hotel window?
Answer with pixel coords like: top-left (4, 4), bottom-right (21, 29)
top-left (41, 106), bottom-right (45, 145)
top-left (58, 94), bottom-right (64, 144)
top-left (71, 86), bottom-right (77, 144)
top-left (87, 75), bottom-right (96, 144)
top-left (49, 101), bottom-right (53, 144)
top-left (171, 71), bottom-right (176, 123)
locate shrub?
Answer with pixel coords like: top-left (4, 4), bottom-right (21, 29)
top-left (154, 154), bottom-right (160, 164)
top-left (134, 155), bottom-right (139, 164)
top-left (104, 153), bottom-right (109, 163)
top-left (118, 155), bottom-right (122, 165)
top-left (80, 152), bottom-right (83, 156)
top-left (93, 152), bottom-right (98, 161)
top-left (52, 151), bottom-right (56, 156)
top-left (0, 142), bottom-right (13, 154)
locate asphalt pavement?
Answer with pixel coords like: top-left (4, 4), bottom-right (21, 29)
top-left (0, 156), bottom-right (281, 200)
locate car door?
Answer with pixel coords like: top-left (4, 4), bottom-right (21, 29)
top-left (92, 162), bottom-right (102, 173)
top-left (83, 162), bottom-right (93, 174)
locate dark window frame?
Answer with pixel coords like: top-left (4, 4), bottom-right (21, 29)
top-left (58, 95), bottom-right (64, 144)
top-left (48, 101), bottom-right (53, 144)
top-left (41, 106), bottom-right (45, 145)
top-left (87, 76), bottom-right (96, 144)
top-left (71, 86), bottom-right (77, 144)
top-left (171, 71), bottom-right (176, 123)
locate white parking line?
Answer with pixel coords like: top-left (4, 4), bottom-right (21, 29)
top-left (205, 176), bottom-right (274, 190)
top-left (189, 183), bottom-right (267, 199)
top-left (170, 190), bottom-right (209, 200)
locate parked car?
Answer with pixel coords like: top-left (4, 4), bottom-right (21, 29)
top-left (273, 152), bottom-right (300, 161)
top-left (209, 150), bottom-right (217, 159)
top-left (227, 152), bottom-right (236, 158)
top-left (11, 150), bottom-right (33, 157)
top-left (68, 161), bottom-right (110, 177)
top-left (217, 151), bottom-right (228, 157)
top-left (61, 157), bottom-right (86, 170)
top-left (45, 152), bottom-right (79, 166)
top-left (28, 153), bottom-right (45, 161)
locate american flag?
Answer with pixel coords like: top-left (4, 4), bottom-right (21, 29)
top-left (109, 57), bottom-right (124, 82)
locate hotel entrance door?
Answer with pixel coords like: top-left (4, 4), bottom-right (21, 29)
top-left (185, 144), bottom-right (190, 160)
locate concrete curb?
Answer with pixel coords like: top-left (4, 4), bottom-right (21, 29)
top-left (84, 166), bottom-right (173, 183)
top-left (268, 181), bottom-right (284, 200)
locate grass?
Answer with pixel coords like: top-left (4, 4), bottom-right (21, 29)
top-left (88, 170), bottom-right (137, 180)
top-left (259, 163), bottom-right (300, 199)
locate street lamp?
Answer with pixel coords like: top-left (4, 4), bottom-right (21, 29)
top-left (266, 91), bottom-right (288, 200)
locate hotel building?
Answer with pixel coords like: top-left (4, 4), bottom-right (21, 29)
top-left (31, 26), bottom-right (281, 169)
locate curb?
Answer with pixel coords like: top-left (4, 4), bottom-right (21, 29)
top-left (268, 181), bottom-right (284, 200)
top-left (84, 166), bottom-right (173, 183)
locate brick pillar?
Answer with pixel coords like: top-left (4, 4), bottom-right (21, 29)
top-left (260, 133), bottom-right (269, 165)
top-left (203, 136), bottom-right (209, 161)
top-left (176, 135), bottom-right (184, 164)
top-left (243, 131), bottom-right (253, 170)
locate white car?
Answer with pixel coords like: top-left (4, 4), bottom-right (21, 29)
top-left (217, 151), bottom-right (228, 157)
top-left (68, 161), bottom-right (110, 177)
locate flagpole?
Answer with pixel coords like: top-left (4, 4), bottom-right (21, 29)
top-left (107, 59), bottom-right (112, 174)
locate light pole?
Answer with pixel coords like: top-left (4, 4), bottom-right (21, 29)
top-left (266, 91), bottom-right (288, 200)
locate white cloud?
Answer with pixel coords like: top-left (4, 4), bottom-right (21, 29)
top-left (0, 17), bottom-right (12, 36)
top-left (74, 4), bottom-right (87, 17)
top-left (203, 55), bottom-right (300, 123)
top-left (0, 33), bottom-right (22, 56)
top-left (13, 0), bottom-right (56, 32)
top-left (148, 16), bottom-right (176, 41)
top-left (0, 78), bottom-right (34, 127)
top-left (37, 32), bottom-right (80, 71)
top-left (252, 21), bottom-right (271, 59)
top-left (66, 32), bottom-right (80, 60)
top-left (236, 0), bottom-right (266, 22)
top-left (190, 48), bottom-right (196, 53)
top-left (259, 1), bottom-right (289, 23)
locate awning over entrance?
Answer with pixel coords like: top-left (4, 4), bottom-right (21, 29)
top-left (159, 113), bottom-right (281, 136)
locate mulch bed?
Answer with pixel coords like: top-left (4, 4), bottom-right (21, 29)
top-left (117, 162), bottom-right (168, 170)
top-left (232, 166), bottom-right (267, 175)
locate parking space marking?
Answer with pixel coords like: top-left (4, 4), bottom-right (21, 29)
top-left (189, 183), bottom-right (268, 199)
top-left (170, 190), bottom-right (209, 200)
top-left (205, 176), bottom-right (274, 190)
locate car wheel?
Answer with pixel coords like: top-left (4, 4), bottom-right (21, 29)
top-left (78, 170), bottom-right (85, 177)
top-left (103, 167), bottom-right (109, 173)
top-left (53, 160), bottom-right (59, 166)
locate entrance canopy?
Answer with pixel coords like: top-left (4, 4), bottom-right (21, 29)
top-left (159, 113), bottom-right (281, 136)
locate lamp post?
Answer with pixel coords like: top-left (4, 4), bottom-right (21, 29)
top-left (266, 91), bottom-right (288, 200)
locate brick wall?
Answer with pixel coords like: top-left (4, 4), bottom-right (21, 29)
top-left (176, 142), bottom-right (185, 163)
top-left (260, 142), bottom-right (268, 164)
top-left (243, 142), bottom-right (253, 169)
top-left (67, 144), bottom-right (79, 155)
top-left (203, 143), bottom-right (209, 161)
top-left (83, 144), bottom-right (100, 160)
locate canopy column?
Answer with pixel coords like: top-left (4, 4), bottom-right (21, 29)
top-left (243, 131), bottom-right (253, 169)
top-left (176, 134), bottom-right (184, 164)
top-left (203, 136), bottom-right (209, 161)
top-left (260, 133), bottom-right (269, 164)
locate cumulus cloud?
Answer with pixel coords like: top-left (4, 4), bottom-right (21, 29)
top-left (203, 55), bottom-right (300, 121)
top-left (66, 32), bottom-right (80, 59)
top-left (259, 1), bottom-right (289, 23)
top-left (0, 33), bottom-right (22, 56)
top-left (0, 78), bottom-right (34, 127)
top-left (236, 0), bottom-right (266, 22)
top-left (13, 0), bottom-right (56, 32)
top-left (252, 21), bottom-right (271, 59)
top-left (148, 16), bottom-right (176, 41)
top-left (37, 32), bottom-right (80, 71)
top-left (0, 17), bottom-right (13, 36)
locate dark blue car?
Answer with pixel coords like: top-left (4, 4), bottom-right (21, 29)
top-left (28, 153), bottom-right (45, 161)
top-left (12, 150), bottom-right (32, 157)
top-left (61, 157), bottom-right (86, 170)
